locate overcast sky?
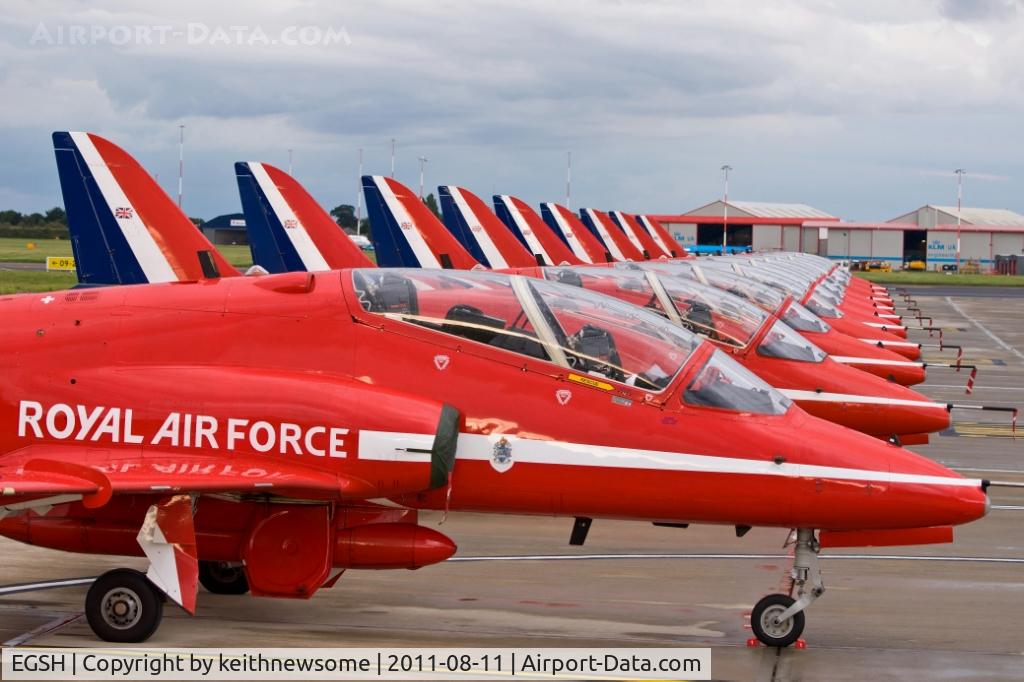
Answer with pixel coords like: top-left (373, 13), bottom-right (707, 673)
top-left (1, 0), bottom-right (1023, 221)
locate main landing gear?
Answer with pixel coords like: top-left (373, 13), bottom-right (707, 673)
top-left (199, 561), bottom-right (250, 595)
top-left (85, 569), bottom-right (164, 643)
top-left (751, 528), bottom-right (824, 648)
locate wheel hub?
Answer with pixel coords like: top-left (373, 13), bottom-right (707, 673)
top-left (101, 588), bottom-right (142, 630)
top-left (760, 604), bottom-right (794, 639)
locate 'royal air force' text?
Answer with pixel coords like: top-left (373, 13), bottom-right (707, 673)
top-left (16, 401), bottom-right (349, 458)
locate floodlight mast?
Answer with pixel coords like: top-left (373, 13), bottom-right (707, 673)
top-left (954, 168), bottom-right (966, 271)
top-left (721, 164), bottom-right (732, 255)
top-left (356, 148), bottom-right (364, 235)
top-left (418, 157), bottom-right (429, 199)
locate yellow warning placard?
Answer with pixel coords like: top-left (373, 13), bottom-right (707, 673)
top-left (567, 373), bottom-right (613, 391)
top-left (46, 256), bottom-right (76, 271)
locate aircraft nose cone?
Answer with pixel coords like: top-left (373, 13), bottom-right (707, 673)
top-left (786, 413), bottom-right (988, 530)
top-left (886, 447), bottom-right (989, 527)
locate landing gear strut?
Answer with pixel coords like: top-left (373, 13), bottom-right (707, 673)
top-left (85, 568), bottom-right (164, 643)
top-left (751, 528), bottom-right (824, 647)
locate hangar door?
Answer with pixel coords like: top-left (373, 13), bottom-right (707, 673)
top-left (782, 226), bottom-right (800, 252)
top-left (752, 225), bottom-right (782, 251)
top-left (827, 230), bottom-right (850, 258)
top-left (903, 230), bottom-right (927, 263)
top-left (849, 231), bottom-right (871, 259)
top-left (873, 231), bottom-right (902, 262)
top-left (993, 233), bottom-right (1024, 257)
top-left (801, 227), bottom-right (820, 254)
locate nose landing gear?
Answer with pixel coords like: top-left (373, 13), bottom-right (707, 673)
top-left (751, 528), bottom-right (823, 648)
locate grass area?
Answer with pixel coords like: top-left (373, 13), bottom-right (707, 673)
top-left (215, 243), bottom-right (254, 268)
top-left (0, 236), bottom-right (254, 269)
top-left (0, 270), bottom-right (78, 294)
top-left (0, 246), bottom-right (377, 294)
top-left (855, 270), bottom-right (1024, 286)
top-left (0, 236), bottom-right (72, 263)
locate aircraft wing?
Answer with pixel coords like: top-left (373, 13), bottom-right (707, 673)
top-left (1, 446), bottom-right (376, 512)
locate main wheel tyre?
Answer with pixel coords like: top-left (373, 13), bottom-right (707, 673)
top-left (85, 569), bottom-right (164, 643)
top-left (751, 593), bottom-right (804, 648)
top-left (198, 561), bottom-right (250, 595)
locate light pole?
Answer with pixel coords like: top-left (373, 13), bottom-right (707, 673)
top-left (418, 156), bottom-right (428, 199)
top-left (390, 138), bottom-right (396, 179)
top-left (177, 125), bottom-right (185, 209)
top-left (356, 147), bottom-right (364, 235)
top-left (566, 151), bottom-right (572, 209)
top-left (721, 164), bottom-right (732, 255)
top-left (288, 149), bottom-right (293, 175)
top-left (954, 168), bottom-right (966, 271)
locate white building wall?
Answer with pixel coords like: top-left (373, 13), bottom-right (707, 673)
top-left (960, 233), bottom-right (991, 264)
top-left (664, 223), bottom-right (698, 249)
top-left (926, 230), bottom-right (957, 270)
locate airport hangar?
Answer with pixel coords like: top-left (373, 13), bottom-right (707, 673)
top-left (652, 201), bottom-right (1024, 271)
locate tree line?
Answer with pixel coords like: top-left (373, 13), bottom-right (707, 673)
top-left (0, 207), bottom-right (69, 238)
top-left (329, 193), bottom-right (441, 239)
top-left (0, 191), bottom-right (444, 241)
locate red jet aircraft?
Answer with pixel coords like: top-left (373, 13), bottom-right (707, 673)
top-left (11, 132), bottom-right (1000, 649)
top-left (0, 264), bottom-right (992, 648)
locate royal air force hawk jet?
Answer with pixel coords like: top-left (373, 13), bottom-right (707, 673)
top-left (16, 131), bottom-right (994, 648)
top-left (59, 134), bottom-right (1018, 441)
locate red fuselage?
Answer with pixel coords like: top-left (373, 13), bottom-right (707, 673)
top-left (0, 271), bottom-right (986, 565)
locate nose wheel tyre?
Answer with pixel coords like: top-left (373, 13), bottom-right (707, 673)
top-left (199, 561), bottom-right (250, 595)
top-left (751, 594), bottom-right (804, 648)
top-left (85, 568), bottom-right (164, 643)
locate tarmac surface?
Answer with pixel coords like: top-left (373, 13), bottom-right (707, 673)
top-left (0, 262), bottom-right (45, 271)
top-left (1, 285), bottom-right (1022, 680)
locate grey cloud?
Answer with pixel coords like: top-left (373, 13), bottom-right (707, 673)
top-left (2, 0), bottom-right (1024, 220)
top-left (937, 0), bottom-right (1020, 22)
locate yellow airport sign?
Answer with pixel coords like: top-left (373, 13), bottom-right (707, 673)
top-left (46, 256), bottom-right (76, 271)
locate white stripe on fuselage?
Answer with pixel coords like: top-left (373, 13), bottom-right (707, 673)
top-left (831, 356), bottom-right (924, 368)
top-left (247, 162), bottom-right (330, 272)
top-left (372, 176), bottom-right (442, 268)
top-left (583, 209), bottom-right (626, 260)
top-left (500, 196), bottom-right (552, 265)
top-left (356, 429), bottom-right (977, 488)
top-left (780, 390), bottom-right (944, 409)
top-left (544, 204), bottom-right (593, 263)
top-left (70, 131), bottom-right (178, 283)
top-left (444, 187), bottom-right (508, 269)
